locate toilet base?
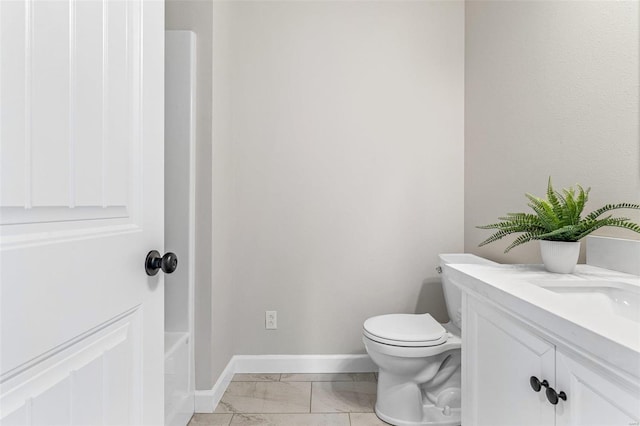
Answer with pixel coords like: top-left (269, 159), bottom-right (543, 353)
top-left (375, 403), bottom-right (461, 426)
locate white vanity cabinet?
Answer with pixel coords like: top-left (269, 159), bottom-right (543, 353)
top-left (555, 350), bottom-right (639, 426)
top-left (462, 293), bottom-right (640, 426)
top-left (462, 295), bottom-right (555, 426)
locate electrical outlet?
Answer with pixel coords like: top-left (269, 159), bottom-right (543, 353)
top-left (265, 310), bottom-right (277, 329)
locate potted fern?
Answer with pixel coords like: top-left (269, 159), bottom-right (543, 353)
top-left (477, 178), bottom-right (640, 273)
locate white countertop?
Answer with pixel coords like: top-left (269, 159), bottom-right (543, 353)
top-left (446, 263), bottom-right (640, 380)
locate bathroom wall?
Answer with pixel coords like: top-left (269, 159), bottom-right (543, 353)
top-left (173, 0), bottom-right (639, 390)
top-left (165, 0), bottom-right (214, 390)
top-left (210, 0), bottom-right (236, 386)
top-left (224, 1), bottom-right (464, 358)
top-left (465, 0), bottom-right (640, 264)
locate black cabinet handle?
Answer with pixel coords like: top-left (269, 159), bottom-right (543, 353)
top-left (546, 387), bottom-right (567, 405)
top-left (531, 376), bottom-right (567, 405)
top-left (530, 376), bottom-right (549, 392)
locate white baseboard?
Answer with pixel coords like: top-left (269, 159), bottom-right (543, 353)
top-left (234, 354), bottom-right (376, 374)
top-left (194, 354), bottom-right (376, 413)
top-left (194, 357), bottom-right (236, 413)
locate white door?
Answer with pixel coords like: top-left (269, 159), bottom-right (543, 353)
top-left (0, 0), bottom-right (164, 424)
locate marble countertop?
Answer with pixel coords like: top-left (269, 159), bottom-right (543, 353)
top-left (445, 263), bottom-right (640, 380)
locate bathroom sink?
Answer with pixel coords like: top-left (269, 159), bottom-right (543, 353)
top-left (530, 280), bottom-right (640, 323)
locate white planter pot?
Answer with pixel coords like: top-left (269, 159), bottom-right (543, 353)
top-left (540, 240), bottom-right (581, 273)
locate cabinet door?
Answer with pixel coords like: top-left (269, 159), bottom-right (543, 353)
top-left (463, 295), bottom-right (556, 426)
top-left (555, 350), bottom-right (640, 426)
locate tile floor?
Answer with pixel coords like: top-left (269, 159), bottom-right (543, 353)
top-left (188, 373), bottom-right (390, 426)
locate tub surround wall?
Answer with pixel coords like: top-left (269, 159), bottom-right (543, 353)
top-left (166, 0), bottom-right (215, 390)
top-left (464, 0), bottom-right (640, 264)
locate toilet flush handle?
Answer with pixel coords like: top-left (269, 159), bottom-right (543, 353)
top-left (436, 266), bottom-right (443, 274)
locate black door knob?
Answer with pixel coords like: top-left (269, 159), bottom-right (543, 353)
top-left (145, 250), bottom-right (178, 276)
top-left (545, 387), bottom-right (567, 405)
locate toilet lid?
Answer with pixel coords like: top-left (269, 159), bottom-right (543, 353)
top-left (363, 313), bottom-right (447, 347)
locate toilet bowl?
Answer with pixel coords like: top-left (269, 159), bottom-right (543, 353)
top-left (363, 254), bottom-right (497, 426)
top-left (363, 314), bottom-right (462, 426)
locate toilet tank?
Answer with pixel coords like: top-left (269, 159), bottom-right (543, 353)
top-left (438, 254), bottom-right (498, 329)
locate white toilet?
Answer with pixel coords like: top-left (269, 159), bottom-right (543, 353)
top-left (363, 254), bottom-right (497, 426)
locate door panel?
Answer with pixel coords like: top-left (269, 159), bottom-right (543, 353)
top-left (1, 311), bottom-right (139, 425)
top-left (1, 0), bottom-right (135, 228)
top-left (0, 0), bottom-right (164, 424)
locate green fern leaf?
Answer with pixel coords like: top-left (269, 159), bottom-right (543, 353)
top-left (575, 185), bottom-right (590, 221)
top-left (574, 217), bottom-right (640, 240)
top-left (584, 203), bottom-right (640, 221)
top-left (546, 178), bottom-right (565, 223)
top-left (504, 231), bottom-right (545, 252)
top-left (537, 225), bottom-right (581, 241)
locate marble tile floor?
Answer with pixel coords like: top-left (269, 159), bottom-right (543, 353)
top-left (188, 373), bottom-right (390, 426)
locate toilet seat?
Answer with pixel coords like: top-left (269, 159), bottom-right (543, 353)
top-left (363, 313), bottom-right (447, 347)
top-left (363, 333), bottom-right (461, 358)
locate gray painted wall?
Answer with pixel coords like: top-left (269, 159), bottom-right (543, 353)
top-left (211, 0), bottom-right (235, 386)
top-left (465, 1), bottom-right (640, 264)
top-left (222, 0), bottom-right (464, 359)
